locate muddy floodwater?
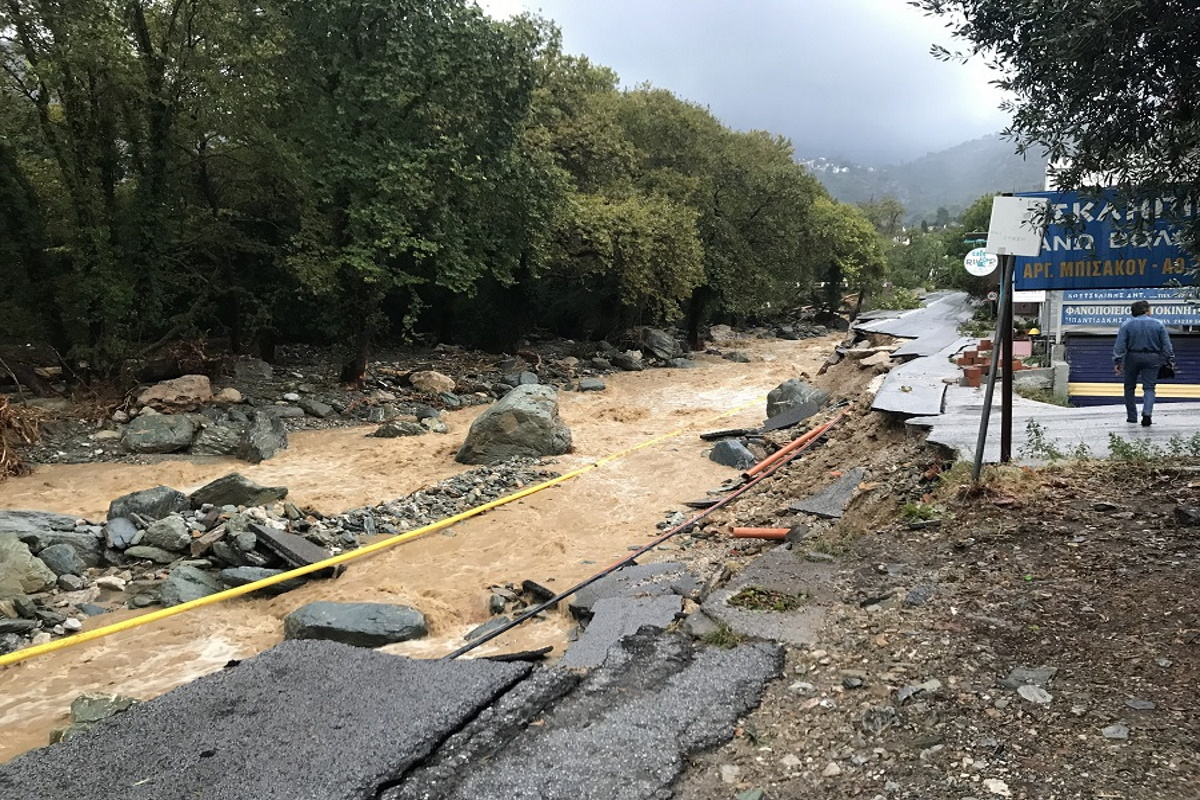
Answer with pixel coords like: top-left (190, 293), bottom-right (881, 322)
top-left (0, 336), bottom-right (836, 762)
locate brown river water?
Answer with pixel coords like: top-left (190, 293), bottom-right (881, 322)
top-left (0, 336), bottom-right (835, 762)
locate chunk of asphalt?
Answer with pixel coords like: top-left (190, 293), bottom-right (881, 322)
top-left (0, 640), bottom-right (530, 800)
top-left (568, 562), bottom-right (701, 619)
top-left (701, 548), bottom-right (833, 647)
top-left (788, 467), bottom-right (868, 519)
top-left (558, 595), bottom-right (684, 669)
top-left (383, 669), bottom-right (582, 800)
top-left (416, 631), bottom-right (784, 800)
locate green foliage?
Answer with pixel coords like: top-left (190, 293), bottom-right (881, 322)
top-left (918, 0), bottom-right (1200, 253)
top-left (899, 501), bottom-right (941, 522)
top-left (1014, 386), bottom-right (1069, 407)
top-left (0, 0), bottom-right (901, 373)
top-left (699, 621), bottom-right (746, 649)
top-left (1108, 432), bottom-right (1200, 462)
top-left (871, 288), bottom-right (923, 310)
top-left (1021, 419), bottom-right (1092, 461)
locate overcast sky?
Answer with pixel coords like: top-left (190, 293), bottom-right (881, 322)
top-left (478, 0), bottom-right (1010, 166)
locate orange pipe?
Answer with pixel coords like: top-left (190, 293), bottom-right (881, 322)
top-left (732, 527), bottom-right (789, 540)
top-left (744, 415), bottom-right (835, 477)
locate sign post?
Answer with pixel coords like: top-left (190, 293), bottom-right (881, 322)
top-left (972, 195), bottom-right (1048, 481)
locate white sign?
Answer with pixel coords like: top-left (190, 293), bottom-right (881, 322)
top-left (963, 247), bottom-right (999, 276)
top-left (986, 196), bottom-right (1048, 257)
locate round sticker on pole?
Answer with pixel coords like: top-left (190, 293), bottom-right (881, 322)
top-left (963, 247), bottom-right (999, 276)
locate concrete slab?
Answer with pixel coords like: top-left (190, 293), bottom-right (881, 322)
top-left (0, 640), bottom-right (530, 800)
top-left (701, 548), bottom-right (834, 647)
top-left (871, 337), bottom-right (969, 416)
top-left (789, 467), bottom-right (868, 519)
top-left (569, 562), bottom-right (701, 618)
top-left (559, 595), bottom-right (683, 669)
top-left (414, 632), bottom-right (783, 800)
top-left (909, 390), bottom-right (1200, 464)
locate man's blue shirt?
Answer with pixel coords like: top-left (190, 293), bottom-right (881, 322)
top-left (1113, 315), bottom-right (1174, 363)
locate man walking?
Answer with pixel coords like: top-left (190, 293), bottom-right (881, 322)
top-left (1113, 299), bottom-right (1175, 426)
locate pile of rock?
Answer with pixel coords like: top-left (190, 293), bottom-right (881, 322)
top-left (0, 458), bottom-right (562, 657)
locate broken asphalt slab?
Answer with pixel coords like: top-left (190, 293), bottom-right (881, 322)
top-left (558, 594), bottom-right (684, 669)
top-left (385, 631), bottom-right (784, 800)
top-left (568, 561), bottom-right (702, 618)
top-left (788, 467), bottom-right (868, 519)
top-left (702, 548), bottom-right (834, 647)
top-left (0, 640), bottom-right (531, 800)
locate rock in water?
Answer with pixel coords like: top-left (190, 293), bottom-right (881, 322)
top-left (370, 421), bottom-right (426, 438)
top-left (159, 565), bottom-right (226, 606)
top-left (283, 601), bottom-right (428, 647)
top-left (238, 410), bottom-right (288, 463)
top-left (0, 534), bottom-right (57, 597)
top-left (108, 485), bottom-right (191, 522)
top-left (639, 327), bottom-right (683, 360)
top-left (766, 379), bottom-right (830, 419)
top-left (455, 384), bottom-right (572, 465)
top-left (136, 374), bottom-right (213, 411)
top-left (121, 415), bottom-right (196, 454)
top-left (189, 473), bottom-right (288, 508)
top-left (709, 440), bottom-right (757, 470)
top-left (410, 370), bottom-right (456, 394)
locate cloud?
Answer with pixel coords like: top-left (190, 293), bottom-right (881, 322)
top-left (477, 0), bottom-right (1011, 165)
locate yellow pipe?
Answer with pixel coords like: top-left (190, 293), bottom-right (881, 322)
top-left (0, 394), bottom-right (766, 668)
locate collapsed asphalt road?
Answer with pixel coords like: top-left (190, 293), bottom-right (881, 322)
top-left (0, 633), bottom-right (782, 800)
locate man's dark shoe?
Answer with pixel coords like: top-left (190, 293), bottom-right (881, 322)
top-left (1142, 415), bottom-right (1152, 427)
top-left (1127, 416), bottom-right (1138, 423)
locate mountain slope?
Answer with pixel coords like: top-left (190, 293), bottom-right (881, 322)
top-left (804, 134), bottom-right (1047, 224)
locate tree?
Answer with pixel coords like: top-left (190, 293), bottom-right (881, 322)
top-left (858, 196), bottom-right (906, 239)
top-left (267, 0), bottom-right (548, 381)
top-left (809, 198), bottom-right (887, 316)
top-left (916, 0), bottom-right (1200, 246)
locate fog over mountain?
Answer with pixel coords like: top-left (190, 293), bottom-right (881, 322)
top-left (805, 134), bottom-right (1049, 225)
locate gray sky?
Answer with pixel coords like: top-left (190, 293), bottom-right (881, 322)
top-left (479, 0), bottom-right (1009, 166)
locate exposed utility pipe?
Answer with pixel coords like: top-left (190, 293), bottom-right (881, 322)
top-left (742, 421), bottom-right (827, 478)
top-left (442, 409), bottom-right (848, 660)
top-left (731, 527), bottom-right (790, 540)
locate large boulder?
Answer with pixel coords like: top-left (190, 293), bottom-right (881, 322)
top-left (35, 543), bottom-right (88, 577)
top-left (0, 510), bottom-right (80, 538)
top-left (283, 601), bottom-right (428, 647)
top-left (108, 486), bottom-right (190, 522)
top-left (142, 517), bottom-right (191, 552)
top-left (189, 473), bottom-right (288, 509)
top-left (709, 440), bottom-right (757, 470)
top-left (159, 565), bottom-right (225, 607)
top-left (455, 384), bottom-right (572, 465)
top-left (190, 423), bottom-right (242, 456)
top-left (104, 517), bottom-right (139, 550)
top-left (410, 371), bottom-right (456, 394)
top-left (14, 530), bottom-right (104, 568)
top-left (766, 379), bottom-right (830, 420)
top-left (238, 410), bottom-right (288, 463)
top-left (136, 375), bottom-right (213, 412)
top-left (122, 415), bottom-right (196, 454)
top-left (0, 533), bottom-right (57, 598)
top-left (638, 328), bottom-right (683, 361)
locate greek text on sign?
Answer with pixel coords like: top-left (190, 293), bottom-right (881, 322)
top-left (963, 248), bottom-right (998, 276)
top-left (1014, 190), bottom-right (1196, 290)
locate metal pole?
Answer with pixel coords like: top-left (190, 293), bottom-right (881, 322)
top-left (1000, 254), bottom-right (1015, 462)
top-left (971, 253), bottom-right (1013, 481)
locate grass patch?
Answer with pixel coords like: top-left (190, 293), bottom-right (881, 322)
top-left (700, 621), bottom-right (746, 649)
top-left (1014, 386), bottom-right (1070, 406)
top-left (727, 586), bottom-right (808, 612)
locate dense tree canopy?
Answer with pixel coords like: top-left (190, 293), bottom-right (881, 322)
top-left (0, 0), bottom-right (891, 377)
top-left (916, 0), bottom-right (1200, 246)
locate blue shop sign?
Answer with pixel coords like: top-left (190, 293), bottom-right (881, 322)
top-left (1013, 190), bottom-right (1195, 290)
top-left (1062, 288), bottom-right (1200, 327)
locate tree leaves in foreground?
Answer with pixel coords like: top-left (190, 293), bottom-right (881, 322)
top-left (915, 0), bottom-right (1200, 247)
